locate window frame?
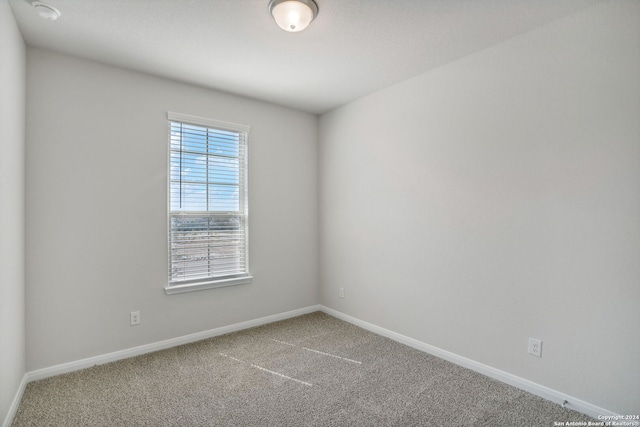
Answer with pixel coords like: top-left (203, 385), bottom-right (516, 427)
top-left (165, 112), bottom-right (252, 295)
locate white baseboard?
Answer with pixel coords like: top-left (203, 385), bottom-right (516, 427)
top-left (26, 305), bottom-right (322, 382)
top-left (8, 304), bottom-right (616, 425)
top-left (2, 375), bottom-right (27, 427)
top-left (318, 305), bottom-right (618, 420)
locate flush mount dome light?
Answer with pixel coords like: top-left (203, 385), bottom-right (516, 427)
top-left (32, 1), bottom-right (61, 20)
top-left (269, 0), bottom-right (318, 32)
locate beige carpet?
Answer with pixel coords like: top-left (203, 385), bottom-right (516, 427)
top-left (13, 312), bottom-right (594, 426)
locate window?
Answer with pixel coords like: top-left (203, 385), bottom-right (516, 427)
top-left (166, 112), bottom-right (251, 294)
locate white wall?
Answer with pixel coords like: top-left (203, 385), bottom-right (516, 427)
top-left (0, 1), bottom-right (26, 424)
top-left (319, 0), bottom-right (639, 415)
top-left (25, 48), bottom-right (318, 371)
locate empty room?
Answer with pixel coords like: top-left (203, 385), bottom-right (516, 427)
top-left (1, 0), bottom-right (638, 425)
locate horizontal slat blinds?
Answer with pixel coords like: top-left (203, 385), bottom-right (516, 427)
top-left (168, 114), bottom-right (250, 286)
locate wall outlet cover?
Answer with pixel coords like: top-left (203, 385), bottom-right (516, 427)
top-left (130, 311), bottom-right (141, 326)
top-left (528, 338), bottom-right (542, 357)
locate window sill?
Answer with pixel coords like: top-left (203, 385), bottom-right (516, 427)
top-left (165, 275), bottom-right (253, 295)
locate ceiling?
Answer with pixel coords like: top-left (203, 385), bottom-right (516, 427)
top-left (9, 0), bottom-right (602, 114)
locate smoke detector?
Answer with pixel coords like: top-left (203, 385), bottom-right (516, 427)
top-left (32, 1), bottom-right (61, 21)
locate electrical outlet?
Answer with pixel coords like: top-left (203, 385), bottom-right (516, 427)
top-left (528, 338), bottom-right (542, 357)
top-left (130, 311), bottom-right (141, 326)
top-left (339, 287), bottom-right (344, 298)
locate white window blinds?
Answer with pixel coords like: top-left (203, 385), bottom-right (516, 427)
top-left (167, 112), bottom-right (251, 293)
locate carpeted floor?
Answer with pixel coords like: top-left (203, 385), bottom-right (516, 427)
top-left (13, 312), bottom-right (594, 426)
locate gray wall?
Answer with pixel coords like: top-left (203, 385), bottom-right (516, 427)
top-left (319, 0), bottom-right (639, 415)
top-left (25, 48), bottom-right (318, 371)
top-left (0, 1), bottom-right (26, 423)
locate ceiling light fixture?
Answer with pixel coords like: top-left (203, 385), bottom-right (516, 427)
top-left (32, 1), bottom-right (61, 21)
top-left (269, 0), bottom-right (318, 33)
